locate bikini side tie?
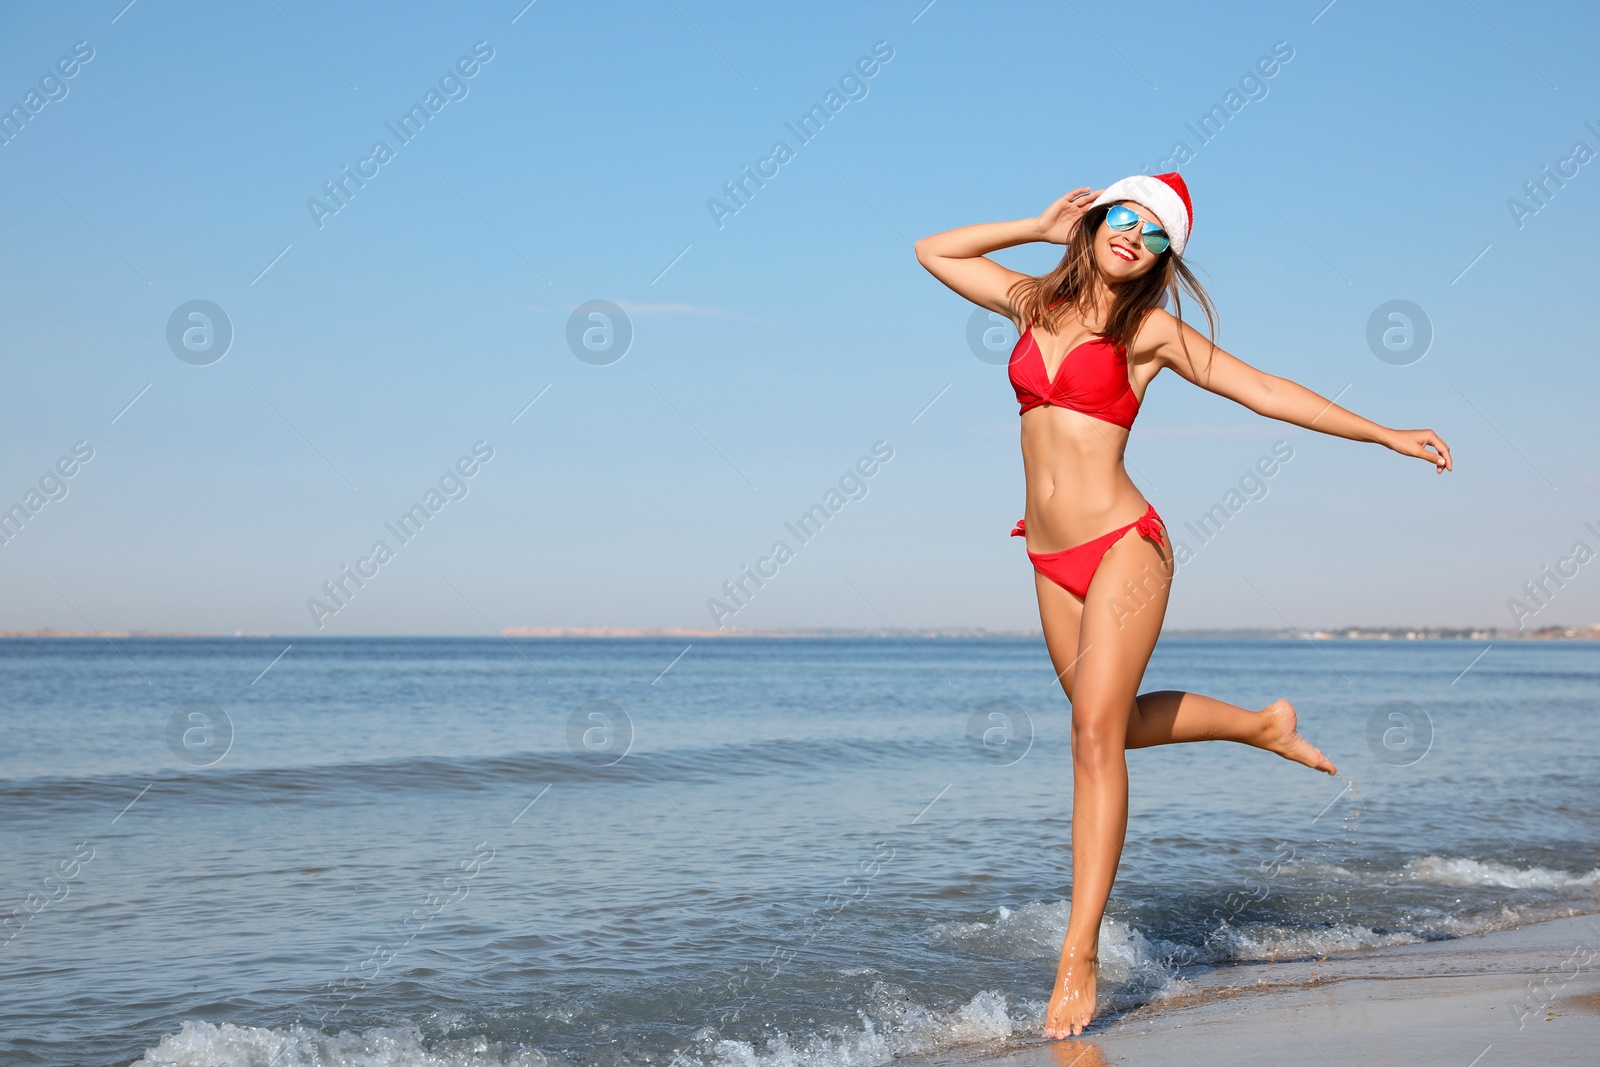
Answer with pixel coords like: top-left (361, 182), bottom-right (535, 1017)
top-left (1134, 510), bottom-right (1166, 548)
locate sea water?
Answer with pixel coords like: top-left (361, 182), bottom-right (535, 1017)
top-left (1, 636), bottom-right (1596, 1066)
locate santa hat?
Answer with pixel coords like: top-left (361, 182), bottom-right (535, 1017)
top-left (1088, 172), bottom-right (1193, 256)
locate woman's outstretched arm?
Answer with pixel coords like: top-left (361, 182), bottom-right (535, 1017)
top-left (1149, 311), bottom-right (1453, 473)
top-left (914, 188), bottom-right (1101, 319)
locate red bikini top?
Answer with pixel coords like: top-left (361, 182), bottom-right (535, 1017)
top-left (1007, 322), bottom-right (1140, 429)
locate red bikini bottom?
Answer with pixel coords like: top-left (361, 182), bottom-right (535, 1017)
top-left (1010, 504), bottom-right (1168, 600)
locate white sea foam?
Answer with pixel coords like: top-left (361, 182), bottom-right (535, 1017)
top-left (1394, 855), bottom-right (1600, 889)
top-left (923, 853), bottom-right (1600, 973)
top-left (925, 899), bottom-right (1183, 1006)
top-left (134, 992), bottom-right (1031, 1067)
top-left (135, 1019), bottom-right (556, 1067)
top-left (132, 857), bottom-right (1600, 1067)
top-left (924, 895), bottom-right (1459, 987)
top-left (1288, 855), bottom-right (1600, 891)
top-left (1211, 921), bottom-right (1423, 959)
top-left (925, 899), bottom-right (1068, 959)
top-left (676, 988), bottom-right (1024, 1067)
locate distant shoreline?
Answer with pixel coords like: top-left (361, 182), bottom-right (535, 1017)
top-left (3, 625), bottom-right (1598, 640)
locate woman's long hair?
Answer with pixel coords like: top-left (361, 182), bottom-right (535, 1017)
top-left (1006, 201), bottom-right (1219, 365)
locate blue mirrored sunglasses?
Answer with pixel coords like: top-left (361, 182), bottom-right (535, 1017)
top-left (1105, 203), bottom-right (1171, 255)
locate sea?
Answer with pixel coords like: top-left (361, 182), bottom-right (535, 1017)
top-left (2, 636), bottom-right (1596, 1067)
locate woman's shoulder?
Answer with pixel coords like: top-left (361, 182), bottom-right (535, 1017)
top-left (1128, 306), bottom-right (1180, 358)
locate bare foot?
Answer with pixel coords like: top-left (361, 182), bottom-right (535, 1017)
top-left (1257, 699), bottom-right (1337, 775)
top-left (1044, 948), bottom-right (1097, 1038)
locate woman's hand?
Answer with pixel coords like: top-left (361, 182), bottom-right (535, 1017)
top-left (1036, 187), bottom-right (1103, 245)
top-left (1382, 427), bottom-right (1453, 473)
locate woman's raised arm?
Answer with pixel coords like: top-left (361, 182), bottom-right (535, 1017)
top-left (914, 187), bottom-right (1101, 322)
top-left (1151, 312), bottom-right (1454, 473)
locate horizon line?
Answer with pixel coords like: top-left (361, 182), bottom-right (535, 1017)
top-left (2, 625), bottom-right (1598, 640)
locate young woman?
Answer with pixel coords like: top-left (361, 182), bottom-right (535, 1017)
top-left (914, 174), bottom-right (1452, 1038)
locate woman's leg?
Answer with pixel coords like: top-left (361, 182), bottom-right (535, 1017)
top-left (1037, 528), bottom-right (1171, 1039)
top-left (1125, 690), bottom-right (1336, 772)
top-left (1034, 533), bottom-right (1337, 1038)
top-left (1088, 554), bottom-right (1335, 769)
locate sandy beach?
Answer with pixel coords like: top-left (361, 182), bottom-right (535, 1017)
top-left (917, 912), bottom-right (1600, 1067)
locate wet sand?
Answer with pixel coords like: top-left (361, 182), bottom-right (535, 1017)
top-left (921, 912), bottom-right (1600, 1067)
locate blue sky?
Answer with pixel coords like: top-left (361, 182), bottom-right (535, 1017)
top-left (1, 0), bottom-right (1596, 635)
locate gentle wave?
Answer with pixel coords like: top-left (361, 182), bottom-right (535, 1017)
top-left (135, 989), bottom-right (1033, 1067)
top-left (1394, 855), bottom-right (1600, 889)
top-left (136, 1019), bottom-right (554, 1067)
top-left (927, 856), bottom-right (1600, 970)
top-left (0, 734), bottom-right (953, 803)
top-left (928, 902), bottom-right (1179, 1004)
top-left (673, 987), bottom-right (1026, 1067)
top-left (130, 853), bottom-right (1600, 1067)
top-left (925, 896), bottom-right (1430, 973)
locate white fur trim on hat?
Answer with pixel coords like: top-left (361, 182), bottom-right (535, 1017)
top-left (1088, 174), bottom-right (1192, 256)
